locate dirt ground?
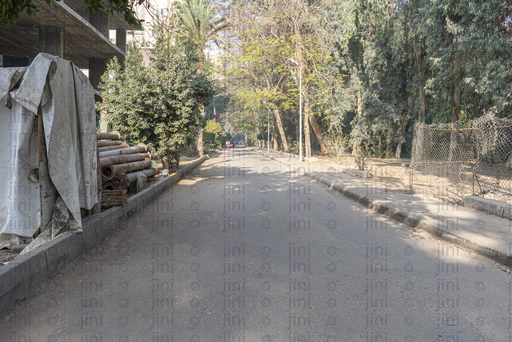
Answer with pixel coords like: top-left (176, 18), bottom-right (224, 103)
top-left (0, 249), bottom-right (18, 266)
top-left (310, 151), bottom-right (511, 205)
top-left (311, 152), bottom-right (412, 191)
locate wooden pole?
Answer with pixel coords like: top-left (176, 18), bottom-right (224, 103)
top-left (100, 152), bottom-right (151, 166)
top-left (98, 140), bottom-right (124, 147)
top-left (101, 159), bottom-right (152, 180)
top-left (99, 144), bottom-right (147, 158)
top-left (98, 143), bottom-right (129, 152)
top-left (96, 131), bottom-right (121, 140)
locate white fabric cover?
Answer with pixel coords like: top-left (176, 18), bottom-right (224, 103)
top-left (0, 53), bottom-right (98, 247)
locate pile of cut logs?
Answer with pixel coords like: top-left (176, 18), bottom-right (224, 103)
top-left (97, 131), bottom-right (158, 206)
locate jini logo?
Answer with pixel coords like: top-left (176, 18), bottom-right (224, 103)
top-left (287, 217), bottom-right (310, 232)
top-left (222, 216), bottom-right (245, 232)
top-left (286, 198), bottom-right (310, 214)
top-left (287, 278), bottom-right (311, 294)
top-left (288, 243), bottom-right (311, 259)
top-left (222, 198), bottom-right (245, 213)
top-left (365, 217), bottom-right (387, 233)
top-left (366, 243), bottom-right (388, 259)
top-left (223, 243), bottom-right (245, 259)
top-left (222, 260), bottom-right (245, 276)
top-left (223, 165), bottom-right (246, 177)
top-left (223, 182), bottom-right (245, 197)
top-left (287, 182), bottom-right (311, 197)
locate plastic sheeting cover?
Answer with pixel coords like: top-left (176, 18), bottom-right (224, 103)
top-left (0, 53), bottom-right (98, 248)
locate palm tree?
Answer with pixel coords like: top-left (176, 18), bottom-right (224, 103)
top-left (176, 0), bottom-right (228, 156)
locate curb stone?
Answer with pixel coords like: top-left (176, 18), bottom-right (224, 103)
top-left (0, 155), bottom-right (209, 315)
top-left (465, 195), bottom-right (512, 220)
top-left (257, 149), bottom-right (512, 267)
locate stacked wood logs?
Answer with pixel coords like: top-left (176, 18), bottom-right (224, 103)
top-left (96, 132), bottom-right (158, 197)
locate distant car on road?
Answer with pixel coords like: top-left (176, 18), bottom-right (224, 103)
top-left (226, 141), bottom-right (233, 148)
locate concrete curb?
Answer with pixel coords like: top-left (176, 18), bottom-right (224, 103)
top-left (465, 195), bottom-right (512, 220)
top-left (0, 155), bottom-right (209, 314)
top-left (256, 150), bottom-right (512, 267)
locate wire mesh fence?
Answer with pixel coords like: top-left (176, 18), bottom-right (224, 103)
top-left (411, 114), bottom-right (512, 204)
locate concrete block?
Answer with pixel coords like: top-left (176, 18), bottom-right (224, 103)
top-left (82, 217), bottom-right (98, 251)
top-left (123, 196), bottom-right (139, 217)
top-left (137, 186), bottom-right (153, 204)
top-left (144, 188), bottom-right (155, 202)
top-left (0, 263), bottom-right (23, 298)
top-left (12, 249), bottom-right (48, 293)
top-left (98, 206), bottom-right (121, 230)
top-left (44, 235), bottom-right (69, 278)
top-left (95, 218), bottom-right (111, 243)
top-left (465, 195), bottom-right (512, 220)
top-left (110, 206), bottom-right (124, 220)
top-left (65, 232), bottom-right (85, 261)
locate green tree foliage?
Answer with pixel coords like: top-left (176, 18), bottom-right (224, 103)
top-left (176, 0), bottom-right (228, 156)
top-left (424, 0), bottom-right (512, 121)
top-left (98, 24), bottom-right (214, 169)
top-left (176, 0), bottom-right (228, 55)
top-left (204, 119), bottom-right (223, 140)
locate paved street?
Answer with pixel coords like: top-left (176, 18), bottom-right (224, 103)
top-left (1, 148), bottom-right (511, 342)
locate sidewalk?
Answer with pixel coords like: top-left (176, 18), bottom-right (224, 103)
top-left (256, 148), bottom-right (512, 267)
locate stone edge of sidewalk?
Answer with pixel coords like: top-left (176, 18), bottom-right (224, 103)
top-left (256, 149), bottom-right (512, 268)
top-left (0, 155), bottom-right (209, 315)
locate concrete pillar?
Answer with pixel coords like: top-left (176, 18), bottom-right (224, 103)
top-left (38, 26), bottom-right (64, 58)
top-left (116, 29), bottom-right (126, 52)
top-left (89, 11), bottom-right (109, 38)
top-left (88, 58), bottom-right (107, 90)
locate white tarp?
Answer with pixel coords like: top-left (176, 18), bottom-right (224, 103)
top-left (0, 53), bottom-right (98, 248)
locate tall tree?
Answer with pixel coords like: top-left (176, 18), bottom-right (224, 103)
top-left (176, 0), bottom-right (228, 156)
top-left (98, 22), bottom-right (214, 169)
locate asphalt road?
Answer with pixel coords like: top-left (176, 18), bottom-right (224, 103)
top-left (1, 148), bottom-right (511, 342)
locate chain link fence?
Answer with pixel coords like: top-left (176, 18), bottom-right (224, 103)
top-left (411, 114), bottom-right (512, 204)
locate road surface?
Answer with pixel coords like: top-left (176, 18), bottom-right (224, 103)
top-left (1, 148), bottom-right (510, 342)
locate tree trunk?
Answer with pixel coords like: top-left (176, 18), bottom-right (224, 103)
top-left (387, 117), bottom-right (395, 157)
top-left (449, 58), bottom-right (462, 161)
top-left (197, 127), bottom-right (204, 157)
top-left (395, 142), bottom-right (402, 159)
top-left (304, 115), bottom-right (311, 159)
top-left (302, 90), bottom-right (311, 158)
top-left (196, 53), bottom-right (205, 157)
top-left (309, 114), bottom-right (327, 156)
top-left (197, 103), bottom-right (205, 157)
top-left (272, 117), bottom-right (278, 150)
top-left (273, 106), bottom-right (289, 152)
top-left (396, 109), bottom-right (408, 159)
top-left (353, 89), bottom-right (363, 156)
top-left (170, 146), bottom-right (181, 171)
top-left (413, 38), bottom-right (426, 123)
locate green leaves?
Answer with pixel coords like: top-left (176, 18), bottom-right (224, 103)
top-left (98, 26), bottom-right (215, 166)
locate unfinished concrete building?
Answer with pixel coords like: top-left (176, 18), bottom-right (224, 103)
top-left (0, 0), bottom-right (131, 89)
